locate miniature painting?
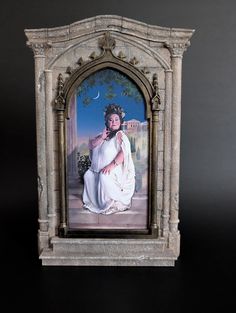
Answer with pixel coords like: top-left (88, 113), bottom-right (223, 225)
top-left (67, 68), bottom-right (149, 230)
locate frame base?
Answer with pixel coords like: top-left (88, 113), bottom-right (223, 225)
top-left (39, 236), bottom-right (179, 266)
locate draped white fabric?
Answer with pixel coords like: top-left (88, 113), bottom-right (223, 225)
top-left (82, 131), bottom-right (135, 214)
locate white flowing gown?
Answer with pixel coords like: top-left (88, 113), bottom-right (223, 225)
top-left (82, 131), bottom-right (135, 214)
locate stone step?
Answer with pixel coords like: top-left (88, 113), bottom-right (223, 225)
top-left (68, 223), bottom-right (147, 229)
top-left (40, 237), bottom-right (176, 266)
top-left (50, 236), bottom-right (166, 254)
top-left (68, 196), bottom-right (148, 210)
top-left (68, 192), bottom-right (148, 201)
top-left (40, 253), bottom-right (176, 266)
top-left (68, 191), bottom-right (148, 228)
top-left (69, 209), bottom-right (147, 228)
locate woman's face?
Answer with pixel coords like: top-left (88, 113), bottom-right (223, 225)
top-left (107, 114), bottom-right (121, 131)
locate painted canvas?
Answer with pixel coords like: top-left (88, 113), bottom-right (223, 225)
top-left (66, 68), bottom-right (149, 230)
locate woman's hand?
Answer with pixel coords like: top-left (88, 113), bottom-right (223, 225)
top-left (101, 128), bottom-right (110, 140)
top-left (101, 162), bottom-right (115, 175)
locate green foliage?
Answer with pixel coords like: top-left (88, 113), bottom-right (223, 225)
top-left (105, 85), bottom-right (116, 100)
top-left (77, 153), bottom-right (91, 182)
top-left (83, 97), bottom-right (91, 106)
top-left (77, 69), bottom-right (143, 106)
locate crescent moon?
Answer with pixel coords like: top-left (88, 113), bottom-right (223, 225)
top-left (93, 91), bottom-right (100, 100)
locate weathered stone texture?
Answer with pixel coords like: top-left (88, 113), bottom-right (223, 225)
top-left (25, 15), bottom-right (194, 266)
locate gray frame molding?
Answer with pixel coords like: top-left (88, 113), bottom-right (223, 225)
top-left (25, 15), bottom-right (194, 266)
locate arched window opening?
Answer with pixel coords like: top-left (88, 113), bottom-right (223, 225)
top-left (66, 68), bottom-right (149, 230)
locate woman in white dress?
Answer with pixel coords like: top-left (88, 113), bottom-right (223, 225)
top-left (83, 104), bottom-right (135, 215)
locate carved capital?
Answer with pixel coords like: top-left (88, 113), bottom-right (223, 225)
top-left (27, 41), bottom-right (52, 57)
top-left (165, 41), bottom-right (190, 58)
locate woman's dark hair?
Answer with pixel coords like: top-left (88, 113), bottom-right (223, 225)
top-left (104, 104), bottom-right (125, 139)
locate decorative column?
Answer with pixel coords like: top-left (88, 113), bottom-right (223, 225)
top-left (54, 74), bottom-right (67, 235)
top-left (167, 42), bottom-right (189, 233)
top-left (45, 69), bottom-right (57, 237)
top-left (162, 69), bottom-right (173, 237)
top-left (27, 42), bottom-right (51, 251)
top-left (151, 74), bottom-right (161, 235)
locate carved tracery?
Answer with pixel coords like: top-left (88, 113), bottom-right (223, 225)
top-left (54, 31), bottom-right (161, 236)
top-left (25, 15), bottom-right (194, 265)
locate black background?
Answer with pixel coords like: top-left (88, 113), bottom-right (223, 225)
top-left (1, 0), bottom-right (236, 312)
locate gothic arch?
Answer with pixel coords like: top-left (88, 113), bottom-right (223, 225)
top-left (54, 32), bottom-right (162, 236)
top-left (63, 48), bottom-right (154, 120)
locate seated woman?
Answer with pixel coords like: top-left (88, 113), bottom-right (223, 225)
top-left (83, 104), bottom-right (135, 215)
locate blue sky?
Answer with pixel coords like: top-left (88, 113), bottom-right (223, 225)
top-left (76, 69), bottom-right (146, 138)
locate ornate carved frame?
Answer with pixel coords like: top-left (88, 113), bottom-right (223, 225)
top-left (25, 16), bottom-right (194, 266)
top-left (55, 32), bottom-right (161, 238)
